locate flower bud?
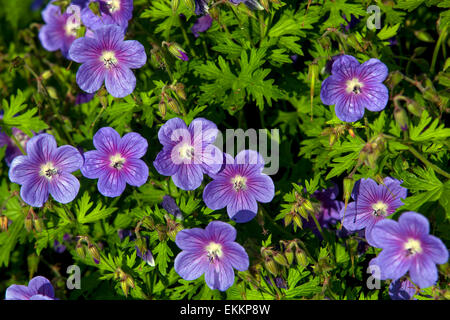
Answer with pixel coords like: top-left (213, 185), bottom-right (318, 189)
top-left (158, 98), bottom-right (167, 118)
top-left (88, 244), bottom-right (101, 264)
top-left (25, 212), bottom-right (33, 232)
top-left (76, 243), bottom-right (86, 260)
top-left (394, 106), bottom-right (408, 131)
top-left (298, 206), bottom-right (309, 219)
top-left (260, 0), bottom-right (269, 11)
top-left (272, 251), bottom-right (289, 267)
top-left (0, 216), bottom-right (8, 232)
top-left (406, 100), bottom-right (423, 117)
top-left (264, 257), bottom-right (278, 276)
top-left (165, 42), bottom-right (189, 61)
top-left (174, 83), bottom-right (186, 100)
top-left (292, 213), bottom-right (303, 229)
top-left (302, 199), bottom-right (314, 213)
top-left (295, 247), bottom-right (308, 267)
top-left (41, 70), bottom-right (52, 80)
top-left (33, 216), bottom-right (44, 233)
top-left (342, 177), bottom-right (355, 212)
top-left (284, 245), bottom-right (294, 265)
top-left (283, 213), bottom-right (293, 227)
top-left (167, 97), bottom-right (181, 114)
top-left (142, 215), bottom-right (155, 230)
top-left (171, 0), bottom-right (179, 12)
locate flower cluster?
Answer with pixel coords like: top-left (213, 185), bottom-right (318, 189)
top-left (39, 0), bottom-right (146, 98)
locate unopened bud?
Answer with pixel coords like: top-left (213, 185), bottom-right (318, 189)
top-left (167, 97), bottom-right (181, 114)
top-left (88, 244), bottom-right (101, 264)
top-left (260, 0), bottom-right (269, 11)
top-left (284, 247), bottom-right (294, 265)
top-left (174, 83), bottom-right (186, 100)
top-left (302, 199), bottom-right (314, 213)
top-left (298, 206), bottom-right (309, 219)
top-left (142, 216), bottom-right (155, 230)
top-left (394, 106), bottom-right (408, 131)
top-left (182, 0), bottom-right (195, 12)
top-left (292, 213), bottom-right (303, 229)
top-left (47, 86), bottom-right (58, 99)
top-left (165, 42), bottom-right (189, 61)
top-left (76, 243), bottom-right (86, 259)
top-left (171, 0), bottom-right (179, 12)
top-left (264, 257), bottom-right (278, 276)
top-left (33, 217), bottom-right (44, 233)
top-left (406, 100), bottom-right (423, 117)
top-left (272, 251), bottom-right (289, 267)
top-left (284, 213), bottom-right (292, 227)
top-left (295, 247), bottom-right (308, 267)
top-left (158, 98), bottom-right (166, 117)
top-left (121, 279), bottom-right (129, 297)
top-left (41, 70), bottom-right (52, 80)
top-left (25, 212), bottom-right (33, 232)
top-left (0, 216), bottom-right (8, 232)
top-left (348, 128), bottom-right (355, 138)
top-left (342, 177), bottom-right (355, 213)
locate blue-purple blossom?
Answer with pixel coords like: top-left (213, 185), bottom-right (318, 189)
top-left (203, 150), bottom-right (275, 223)
top-left (9, 134), bottom-right (84, 207)
top-left (320, 55), bottom-right (389, 122)
top-left (81, 127), bottom-right (149, 197)
top-left (0, 126), bottom-right (30, 167)
top-left (194, 0), bottom-right (209, 15)
top-left (339, 177), bottom-right (407, 244)
top-left (174, 221), bottom-right (249, 291)
top-left (389, 278), bottom-right (417, 300)
top-left (369, 211), bottom-right (448, 289)
top-left (75, 92), bottom-right (95, 105)
top-left (135, 237), bottom-right (155, 267)
top-left (5, 276), bottom-right (56, 300)
top-left (191, 15), bottom-right (213, 37)
top-left (311, 184), bottom-right (344, 228)
top-left (81, 0), bottom-right (133, 30)
top-left (69, 25), bottom-right (147, 98)
top-left (162, 195), bottom-right (183, 220)
top-left (39, 2), bottom-right (83, 58)
top-left (153, 117), bottom-right (223, 191)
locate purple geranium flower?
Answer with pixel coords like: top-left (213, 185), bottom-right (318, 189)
top-left (39, 2), bottom-right (83, 58)
top-left (135, 237), bottom-right (155, 267)
top-left (81, 127), bottom-right (149, 197)
top-left (75, 92), bottom-right (95, 105)
top-left (312, 184), bottom-right (344, 228)
top-left (194, 0), bottom-right (209, 15)
top-left (369, 211), bottom-right (448, 289)
top-left (191, 15), bottom-right (213, 37)
top-left (320, 55), bottom-right (389, 122)
top-left (153, 117), bottom-right (223, 191)
top-left (0, 127), bottom-right (30, 167)
top-left (162, 195), bottom-right (183, 220)
top-left (174, 221), bottom-right (249, 291)
top-left (339, 177), bottom-right (407, 244)
top-left (81, 0), bottom-right (133, 30)
top-left (9, 134), bottom-right (84, 207)
top-left (69, 25), bottom-right (147, 98)
top-left (389, 278), bottom-right (417, 300)
top-left (203, 150), bottom-right (274, 223)
top-left (5, 276), bottom-right (56, 300)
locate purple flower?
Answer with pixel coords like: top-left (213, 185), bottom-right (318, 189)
top-left (389, 278), bottom-right (417, 300)
top-left (203, 150), bottom-right (274, 223)
top-left (0, 127), bottom-right (30, 167)
top-left (5, 276), bottom-right (56, 300)
top-left (194, 0), bottom-right (209, 15)
top-left (162, 195), bottom-right (183, 220)
top-left (153, 117), bottom-right (223, 191)
top-left (53, 240), bottom-right (67, 253)
top-left (312, 184), bottom-right (344, 228)
top-left (69, 25), bottom-right (147, 98)
top-left (369, 211), bottom-right (448, 288)
top-left (118, 229), bottom-right (134, 241)
top-left (342, 14), bottom-right (360, 32)
top-left (81, 0), bottom-right (133, 30)
top-left (75, 92), bottom-right (95, 105)
top-left (31, 0), bottom-right (45, 11)
top-left (135, 237), bottom-right (155, 267)
top-left (9, 134), bottom-right (84, 207)
top-left (174, 221), bottom-right (249, 291)
top-left (320, 55), bottom-right (389, 122)
top-left (339, 177), bottom-right (407, 244)
top-left (81, 127), bottom-right (149, 197)
top-left (191, 15), bottom-right (213, 38)
top-left (39, 2), bottom-right (83, 58)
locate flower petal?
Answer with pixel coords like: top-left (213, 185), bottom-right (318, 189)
top-left (374, 248), bottom-right (411, 281)
top-left (80, 150), bottom-right (109, 179)
top-left (76, 61), bottom-right (106, 94)
top-left (172, 164), bottom-right (204, 191)
top-left (369, 218), bottom-right (404, 249)
top-left (26, 134), bottom-right (57, 163)
top-left (204, 261), bottom-right (235, 291)
top-left (203, 177), bottom-right (234, 211)
top-left (68, 37), bottom-right (101, 63)
top-left (153, 148), bottom-right (179, 176)
top-left (122, 158), bottom-right (149, 187)
top-left (53, 145), bottom-right (84, 173)
top-left (331, 55), bottom-right (360, 76)
top-left (247, 173), bottom-right (274, 203)
top-left (358, 83), bottom-right (389, 112)
top-left (97, 169), bottom-right (126, 197)
top-left (398, 211), bottom-right (429, 237)
top-left (421, 235), bottom-right (449, 265)
top-left (93, 127), bottom-right (121, 154)
top-left (5, 285), bottom-right (33, 300)
top-left (105, 66), bottom-right (136, 98)
top-left (320, 76), bottom-right (346, 106)
top-left (188, 118), bottom-right (218, 146)
top-left (157, 117), bottom-right (188, 147)
top-left (409, 256), bottom-right (438, 289)
top-left (174, 250), bottom-right (208, 281)
top-left (9, 155), bottom-right (39, 185)
top-left (175, 228), bottom-right (209, 251)
top-left (20, 177), bottom-right (49, 207)
top-left (334, 93), bottom-right (365, 122)
top-left (28, 276), bottom-right (54, 298)
top-left (119, 132), bottom-right (148, 159)
top-left (48, 172), bottom-right (80, 204)
top-left (223, 242), bottom-right (249, 272)
top-left (117, 40), bottom-right (147, 69)
top-left (205, 221), bottom-right (237, 243)
top-left (227, 191), bottom-right (258, 223)
top-left (339, 202), bottom-right (371, 232)
top-left (358, 58), bottom-right (389, 84)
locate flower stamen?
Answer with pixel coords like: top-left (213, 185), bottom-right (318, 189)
top-left (404, 238), bottom-right (422, 256)
top-left (231, 175), bottom-right (247, 191)
top-left (40, 162), bottom-right (59, 180)
top-left (110, 153), bottom-right (125, 170)
top-left (101, 51), bottom-right (118, 69)
top-left (105, 0), bottom-right (121, 13)
top-left (372, 201), bottom-right (388, 217)
top-left (206, 242), bottom-right (223, 263)
top-left (346, 78), bottom-right (364, 95)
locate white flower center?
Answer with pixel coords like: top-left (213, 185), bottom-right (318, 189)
top-left (206, 242), bottom-right (223, 262)
top-left (371, 201), bottom-right (388, 217)
top-left (346, 78), bottom-right (363, 94)
top-left (178, 144), bottom-right (195, 160)
top-left (105, 0), bottom-right (121, 13)
top-left (404, 238), bottom-right (422, 256)
top-left (40, 162), bottom-right (58, 180)
top-left (101, 51), bottom-right (118, 69)
top-left (231, 175), bottom-right (247, 191)
top-left (64, 18), bottom-right (79, 37)
top-left (110, 153), bottom-right (125, 169)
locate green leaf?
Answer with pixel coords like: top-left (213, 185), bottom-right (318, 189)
top-left (76, 192), bottom-right (117, 224)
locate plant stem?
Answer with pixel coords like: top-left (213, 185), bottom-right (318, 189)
top-left (431, 26), bottom-right (447, 73)
top-left (407, 145), bottom-right (450, 179)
